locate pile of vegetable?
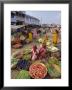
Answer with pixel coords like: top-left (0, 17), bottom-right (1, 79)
top-left (11, 58), bottom-right (18, 65)
top-left (11, 41), bottom-right (61, 79)
top-left (29, 62), bottom-right (47, 79)
top-left (22, 48), bottom-right (31, 60)
top-left (46, 57), bottom-right (61, 78)
top-left (24, 47), bottom-right (31, 53)
top-left (38, 38), bottom-right (43, 43)
top-left (47, 46), bottom-right (59, 52)
top-left (16, 70), bottom-right (30, 79)
top-left (23, 54), bottom-right (31, 60)
top-left (16, 59), bottom-right (30, 70)
top-left (11, 56), bottom-right (61, 79)
top-left (11, 58), bottom-right (18, 69)
top-left (46, 41), bottom-right (51, 46)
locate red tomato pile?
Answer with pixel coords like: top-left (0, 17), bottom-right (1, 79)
top-left (29, 63), bottom-right (47, 79)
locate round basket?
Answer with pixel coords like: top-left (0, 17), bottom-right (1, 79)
top-left (29, 62), bottom-right (47, 79)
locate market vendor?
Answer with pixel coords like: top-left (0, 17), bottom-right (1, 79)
top-left (38, 43), bottom-right (47, 59)
top-left (28, 31), bottom-right (33, 42)
top-left (15, 35), bottom-right (21, 44)
top-left (43, 32), bottom-right (48, 44)
top-left (32, 28), bottom-right (38, 39)
top-left (52, 29), bottom-right (59, 46)
top-left (31, 45), bottom-right (39, 61)
top-left (11, 34), bottom-right (21, 45)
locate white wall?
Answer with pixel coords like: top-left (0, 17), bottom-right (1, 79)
top-left (25, 16), bottom-right (39, 25)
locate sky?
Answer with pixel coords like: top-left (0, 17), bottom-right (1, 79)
top-left (26, 11), bottom-right (61, 25)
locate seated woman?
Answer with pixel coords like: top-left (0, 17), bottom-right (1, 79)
top-left (52, 29), bottom-right (59, 46)
top-left (31, 45), bottom-right (39, 61)
top-left (38, 43), bottom-right (47, 59)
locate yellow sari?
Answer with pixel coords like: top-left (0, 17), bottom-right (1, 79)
top-left (28, 32), bottom-right (33, 42)
top-left (52, 31), bottom-right (58, 46)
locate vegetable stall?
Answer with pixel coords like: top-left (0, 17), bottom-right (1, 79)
top-left (11, 26), bottom-right (61, 79)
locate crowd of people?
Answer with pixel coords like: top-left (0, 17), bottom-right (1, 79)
top-left (11, 26), bottom-right (60, 59)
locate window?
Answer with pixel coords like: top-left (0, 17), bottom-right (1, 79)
top-left (11, 12), bottom-right (15, 18)
top-left (11, 22), bottom-right (15, 25)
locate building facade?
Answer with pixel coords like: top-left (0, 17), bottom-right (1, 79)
top-left (11, 11), bottom-right (40, 26)
top-left (25, 14), bottom-right (40, 25)
top-left (11, 11), bottom-right (25, 25)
